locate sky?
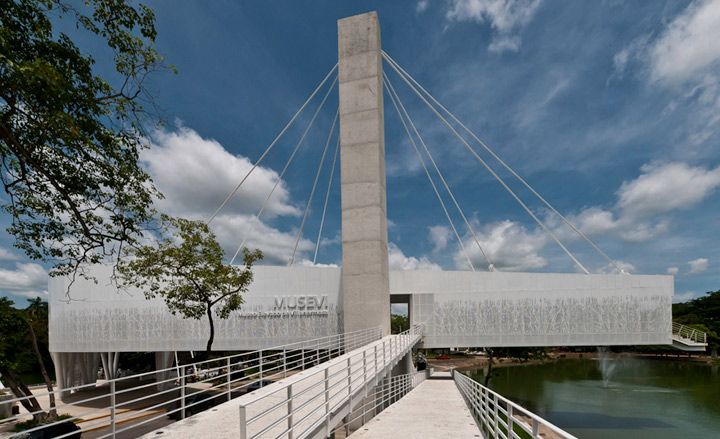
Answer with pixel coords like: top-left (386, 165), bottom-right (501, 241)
top-left (1, 0), bottom-right (719, 306)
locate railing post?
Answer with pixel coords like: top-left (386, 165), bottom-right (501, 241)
top-left (532, 418), bottom-right (540, 438)
top-left (227, 357), bottom-right (232, 402)
top-left (110, 379), bottom-right (116, 438)
top-left (374, 344), bottom-right (378, 376)
top-left (180, 369), bottom-right (186, 420)
top-left (283, 347), bottom-right (287, 378)
top-left (301, 348), bottom-right (305, 370)
top-left (259, 350), bottom-right (263, 381)
top-left (347, 357), bottom-right (352, 397)
top-left (324, 368), bottom-right (330, 436)
top-left (493, 393), bottom-right (499, 437)
top-left (363, 349), bottom-right (368, 397)
top-left (239, 405), bottom-right (247, 439)
top-left (287, 385), bottom-right (294, 439)
top-left (508, 405), bottom-right (514, 439)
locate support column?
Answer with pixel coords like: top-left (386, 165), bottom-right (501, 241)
top-left (338, 11), bottom-right (390, 336)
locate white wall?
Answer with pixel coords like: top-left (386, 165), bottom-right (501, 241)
top-left (49, 266), bottom-right (672, 352)
top-left (49, 265), bottom-right (343, 352)
top-left (393, 270), bottom-right (672, 348)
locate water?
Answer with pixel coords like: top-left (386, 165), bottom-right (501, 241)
top-left (468, 357), bottom-right (720, 439)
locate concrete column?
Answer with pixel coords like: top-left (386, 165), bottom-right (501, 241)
top-left (338, 11), bottom-right (390, 336)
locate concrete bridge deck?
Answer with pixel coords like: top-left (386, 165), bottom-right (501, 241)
top-left (348, 372), bottom-right (480, 439)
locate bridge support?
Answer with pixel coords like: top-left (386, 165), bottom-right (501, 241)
top-left (338, 12), bottom-right (390, 336)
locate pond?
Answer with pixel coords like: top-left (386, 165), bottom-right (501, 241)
top-left (467, 356), bottom-right (720, 439)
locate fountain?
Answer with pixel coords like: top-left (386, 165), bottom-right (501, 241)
top-left (597, 347), bottom-right (617, 388)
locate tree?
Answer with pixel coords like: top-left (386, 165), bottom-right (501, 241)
top-left (390, 313), bottom-right (409, 334)
top-left (0, 0), bottom-right (168, 285)
top-left (0, 297), bottom-right (54, 421)
top-left (119, 215), bottom-right (263, 356)
top-left (673, 290), bottom-right (720, 356)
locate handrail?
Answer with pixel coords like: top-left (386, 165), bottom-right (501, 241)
top-left (672, 322), bottom-right (707, 345)
top-left (453, 370), bottom-right (578, 439)
top-left (238, 325), bottom-right (423, 439)
top-left (0, 327), bottom-right (383, 438)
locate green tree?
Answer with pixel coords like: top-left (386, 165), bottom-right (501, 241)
top-left (119, 215), bottom-right (263, 356)
top-left (0, 297), bottom-right (54, 421)
top-left (673, 290), bottom-right (720, 356)
top-left (0, 0), bottom-right (168, 284)
top-left (390, 313), bottom-right (409, 334)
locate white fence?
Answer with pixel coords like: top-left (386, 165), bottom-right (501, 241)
top-left (453, 370), bottom-right (578, 439)
top-left (1, 327), bottom-right (383, 438)
top-left (672, 322), bottom-right (707, 345)
top-left (238, 325), bottom-right (423, 439)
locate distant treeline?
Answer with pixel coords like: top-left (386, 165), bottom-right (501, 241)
top-left (673, 289), bottom-right (719, 354)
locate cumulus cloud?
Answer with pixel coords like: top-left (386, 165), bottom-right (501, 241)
top-left (0, 263), bottom-right (48, 298)
top-left (688, 257), bottom-right (709, 274)
top-left (455, 220), bottom-right (547, 271)
top-left (616, 162), bottom-right (720, 218)
top-left (0, 246), bottom-right (19, 261)
top-left (141, 126), bottom-right (316, 264)
top-left (144, 126), bottom-right (299, 219)
top-left (552, 162), bottom-right (718, 244)
top-left (416, 0), bottom-right (429, 13)
top-left (667, 266), bottom-right (679, 275)
top-left (648, 0), bottom-right (720, 83)
top-left (428, 225), bottom-right (452, 252)
top-left (595, 260), bottom-right (635, 275)
top-left (673, 290), bottom-right (699, 303)
top-left (389, 243), bottom-right (442, 271)
top-left (446, 0), bottom-right (542, 53)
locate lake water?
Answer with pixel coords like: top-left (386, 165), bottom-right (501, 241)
top-left (467, 357), bottom-right (720, 439)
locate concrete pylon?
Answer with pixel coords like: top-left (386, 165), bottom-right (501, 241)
top-left (337, 12), bottom-right (390, 336)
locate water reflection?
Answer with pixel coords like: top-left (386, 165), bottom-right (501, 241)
top-left (468, 358), bottom-right (720, 439)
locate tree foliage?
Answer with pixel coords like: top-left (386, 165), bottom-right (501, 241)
top-left (0, 0), bottom-right (168, 283)
top-left (119, 215), bottom-right (263, 355)
top-left (0, 297), bottom-right (55, 420)
top-left (673, 290), bottom-right (720, 354)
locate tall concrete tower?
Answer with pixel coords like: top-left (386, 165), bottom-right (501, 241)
top-left (337, 12), bottom-right (390, 336)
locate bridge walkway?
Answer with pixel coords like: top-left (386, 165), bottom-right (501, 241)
top-left (348, 371), bottom-right (480, 438)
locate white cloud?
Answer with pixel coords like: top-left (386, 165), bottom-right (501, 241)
top-left (455, 220), bottom-right (547, 271)
top-left (0, 246), bottom-right (19, 261)
top-left (388, 243), bottom-right (442, 271)
top-left (446, 0), bottom-right (542, 53)
top-left (595, 260), bottom-right (635, 275)
top-left (616, 162), bottom-right (720, 218)
top-left (143, 126), bottom-right (299, 220)
top-left (688, 257), bottom-right (709, 274)
top-left (0, 262), bottom-right (48, 298)
top-left (142, 126), bottom-right (316, 264)
top-left (428, 225), bottom-right (452, 252)
top-left (667, 266), bottom-right (679, 275)
top-left (416, 0), bottom-right (429, 13)
top-left (673, 290), bottom-right (699, 303)
top-left (649, 0), bottom-right (720, 83)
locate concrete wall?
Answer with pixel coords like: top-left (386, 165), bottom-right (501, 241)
top-left (49, 265), bottom-right (342, 352)
top-left (338, 12), bottom-right (391, 336)
top-left (394, 270), bottom-right (673, 348)
top-left (49, 265), bottom-right (672, 352)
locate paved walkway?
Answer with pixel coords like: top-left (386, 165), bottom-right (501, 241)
top-left (348, 374), bottom-right (481, 439)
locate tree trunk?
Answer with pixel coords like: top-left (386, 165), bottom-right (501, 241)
top-left (0, 364), bottom-right (47, 421)
top-left (28, 321), bottom-right (57, 417)
top-left (206, 304), bottom-right (215, 357)
top-left (484, 349), bottom-right (494, 387)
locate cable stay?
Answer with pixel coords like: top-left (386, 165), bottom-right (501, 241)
top-left (384, 75), bottom-right (477, 272)
top-left (207, 63), bottom-right (338, 225)
top-left (382, 52), bottom-right (591, 274)
top-left (289, 109), bottom-right (339, 266)
top-left (228, 76), bottom-right (338, 265)
top-left (313, 134), bottom-right (340, 264)
top-left (384, 72), bottom-right (495, 272)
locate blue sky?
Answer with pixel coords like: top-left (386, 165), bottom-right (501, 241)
top-left (1, 0), bottom-right (719, 305)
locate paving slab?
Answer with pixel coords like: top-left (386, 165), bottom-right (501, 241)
top-left (348, 378), bottom-right (481, 439)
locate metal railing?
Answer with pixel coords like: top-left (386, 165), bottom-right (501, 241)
top-left (330, 371), bottom-right (427, 437)
top-left (453, 371), bottom-right (578, 439)
top-left (0, 327), bottom-right (383, 439)
top-left (672, 322), bottom-right (707, 345)
top-left (238, 325), bottom-right (423, 439)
